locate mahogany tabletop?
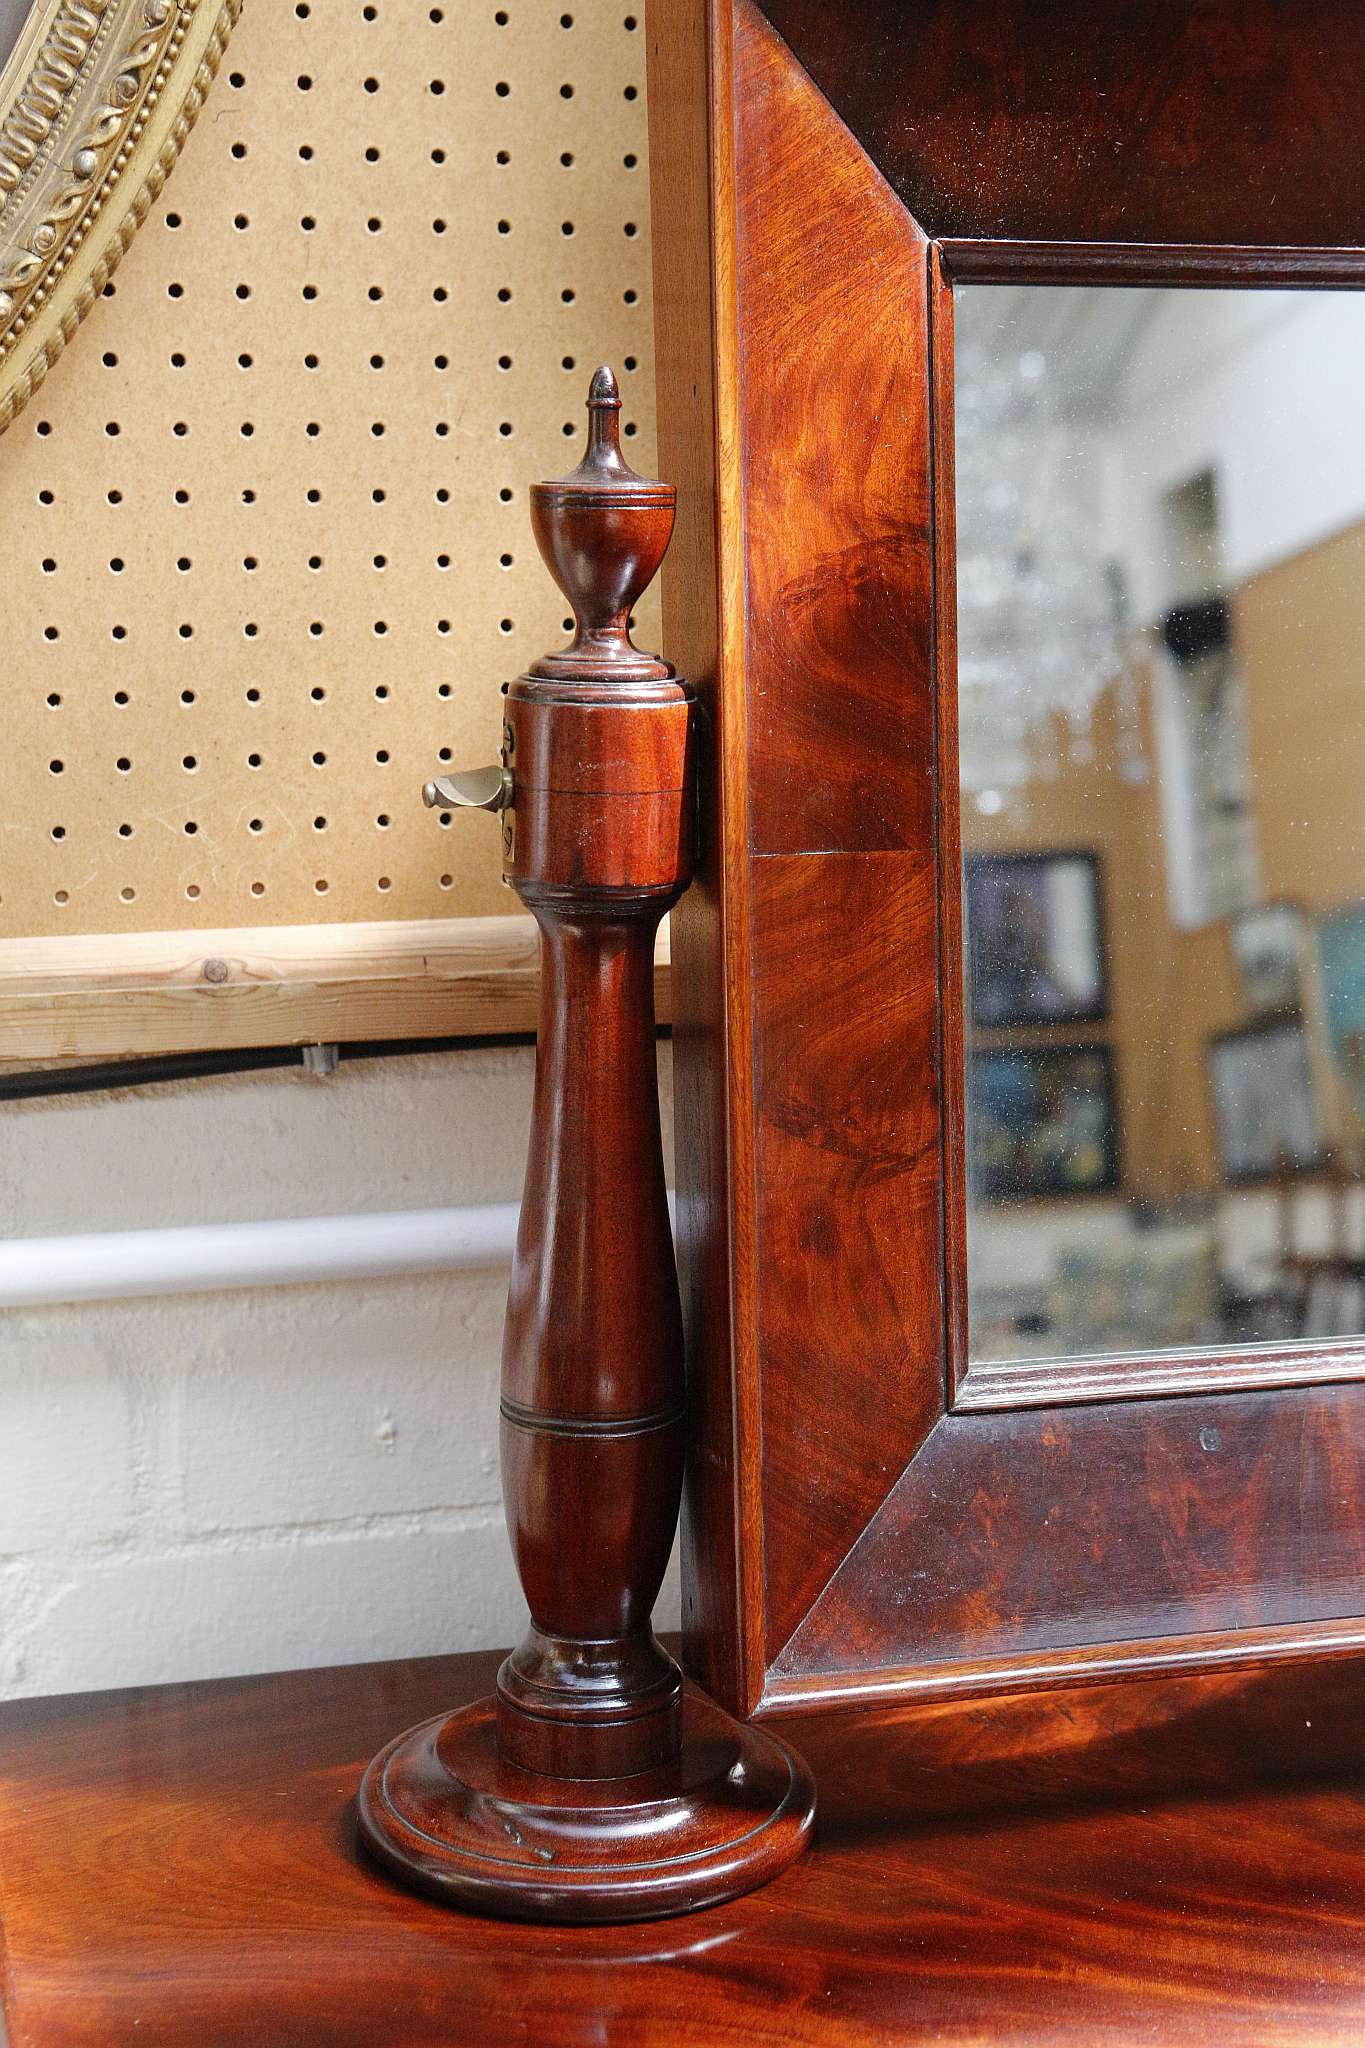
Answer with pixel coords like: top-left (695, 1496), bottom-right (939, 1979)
top-left (3, 1643), bottom-right (1365, 2045)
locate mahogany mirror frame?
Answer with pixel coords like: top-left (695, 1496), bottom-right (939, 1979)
top-left (647, 0), bottom-right (1365, 1720)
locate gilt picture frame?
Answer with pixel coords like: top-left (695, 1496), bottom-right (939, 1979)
top-left (1208, 1015), bottom-right (1324, 1183)
top-left (969, 1043), bottom-right (1120, 1202)
top-left (964, 851), bottom-right (1107, 1029)
top-left (1230, 904), bottom-right (1308, 1016)
top-left (0, 0), bottom-right (241, 435)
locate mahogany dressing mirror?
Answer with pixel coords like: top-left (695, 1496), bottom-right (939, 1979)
top-left (648, 0), bottom-right (1365, 1720)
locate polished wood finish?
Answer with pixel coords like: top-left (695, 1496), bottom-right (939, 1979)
top-left (9, 1646), bottom-right (1365, 2042)
top-left (774, 1384), bottom-right (1365, 1691)
top-left (732, 14), bottom-right (932, 859)
top-left (645, 0), bottom-right (766, 1716)
top-left (356, 370), bottom-right (814, 1920)
top-left (357, 1688), bottom-right (811, 1925)
top-left (729, 10), bottom-right (945, 1667)
top-left (651, 0), bottom-right (948, 1703)
top-left (649, 0), bottom-right (1365, 1717)
top-left (751, 851), bottom-right (941, 1659)
top-left (753, 0), bottom-right (1365, 248)
top-left (939, 240), bottom-right (1365, 287)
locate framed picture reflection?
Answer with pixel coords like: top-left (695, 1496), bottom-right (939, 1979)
top-left (965, 852), bottom-right (1107, 1028)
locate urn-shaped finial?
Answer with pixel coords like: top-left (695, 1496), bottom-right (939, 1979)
top-left (528, 366), bottom-right (676, 682)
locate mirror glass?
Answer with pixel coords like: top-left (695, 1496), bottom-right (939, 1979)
top-left (956, 285), bottom-right (1365, 1368)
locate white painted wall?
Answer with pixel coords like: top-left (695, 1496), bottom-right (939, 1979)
top-left (0, 1044), bottom-right (678, 1700)
top-left (1113, 288), bottom-right (1365, 618)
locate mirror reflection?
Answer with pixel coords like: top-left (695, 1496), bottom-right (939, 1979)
top-left (956, 285), bottom-right (1365, 1368)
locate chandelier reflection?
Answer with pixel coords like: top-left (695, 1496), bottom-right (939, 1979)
top-left (954, 335), bottom-right (1146, 811)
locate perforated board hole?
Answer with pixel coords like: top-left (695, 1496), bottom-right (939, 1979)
top-left (2, 0), bottom-right (656, 939)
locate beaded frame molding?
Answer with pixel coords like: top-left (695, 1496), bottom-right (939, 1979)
top-left (0, 0), bottom-right (241, 434)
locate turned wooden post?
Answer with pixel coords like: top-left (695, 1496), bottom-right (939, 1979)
top-left (356, 369), bottom-right (815, 1924)
top-left (495, 366), bottom-right (691, 1782)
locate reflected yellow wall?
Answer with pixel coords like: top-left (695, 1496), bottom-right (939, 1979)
top-left (965, 685), bottom-right (1238, 1202)
top-left (965, 515), bottom-right (1365, 1202)
top-left (1234, 520), bottom-right (1365, 915)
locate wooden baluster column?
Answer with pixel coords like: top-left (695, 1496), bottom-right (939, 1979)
top-left (356, 369), bottom-right (816, 1924)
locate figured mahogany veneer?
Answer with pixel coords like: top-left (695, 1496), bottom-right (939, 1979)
top-left (749, 0), bottom-right (1365, 250)
top-left (7, 1647), bottom-right (1365, 2043)
top-left (355, 371), bottom-right (813, 1922)
top-left (647, 0), bottom-right (1365, 1722)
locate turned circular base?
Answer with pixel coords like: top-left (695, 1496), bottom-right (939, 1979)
top-left (356, 1689), bottom-right (816, 1924)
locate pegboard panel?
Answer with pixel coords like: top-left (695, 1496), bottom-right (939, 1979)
top-left (0, 0), bottom-right (656, 941)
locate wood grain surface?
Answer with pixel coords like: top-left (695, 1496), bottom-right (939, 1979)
top-left (731, 0), bottom-right (933, 858)
top-left (775, 1385), bottom-right (1365, 1691)
top-left (755, 0), bottom-right (1365, 247)
top-left (647, 0), bottom-right (767, 1717)
top-left (751, 852), bottom-right (942, 1663)
top-left (7, 1646), bottom-right (1365, 2043)
top-left (652, 0), bottom-right (948, 1708)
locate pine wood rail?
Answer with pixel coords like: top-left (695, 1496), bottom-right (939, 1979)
top-left (0, 918), bottom-right (672, 1067)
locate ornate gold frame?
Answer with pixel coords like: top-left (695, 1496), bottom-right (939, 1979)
top-left (0, 0), bottom-right (240, 433)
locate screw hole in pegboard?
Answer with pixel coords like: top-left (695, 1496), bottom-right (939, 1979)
top-left (1, 0), bottom-right (656, 939)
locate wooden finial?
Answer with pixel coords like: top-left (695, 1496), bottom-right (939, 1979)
top-left (528, 366), bottom-right (676, 682)
top-left (573, 363), bottom-right (632, 482)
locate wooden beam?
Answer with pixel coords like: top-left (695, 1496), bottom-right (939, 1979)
top-left (0, 917), bottom-right (672, 1067)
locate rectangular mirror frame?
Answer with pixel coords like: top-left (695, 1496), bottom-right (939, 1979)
top-left (650, 0), bottom-right (1365, 1720)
